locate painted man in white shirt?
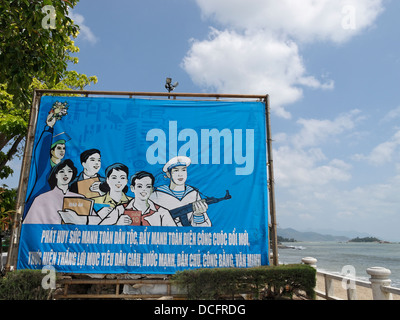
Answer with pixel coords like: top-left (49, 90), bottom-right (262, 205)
top-left (111, 171), bottom-right (177, 226)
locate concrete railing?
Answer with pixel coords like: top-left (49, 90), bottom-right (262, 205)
top-left (301, 257), bottom-right (400, 300)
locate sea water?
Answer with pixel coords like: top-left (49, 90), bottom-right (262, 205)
top-left (278, 241), bottom-right (400, 288)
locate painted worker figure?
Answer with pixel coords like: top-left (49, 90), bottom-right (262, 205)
top-left (58, 163), bottom-right (132, 226)
top-left (150, 156), bottom-right (211, 227)
top-left (50, 138), bottom-right (66, 167)
top-left (69, 148), bottom-right (106, 196)
top-left (23, 110), bottom-right (69, 218)
top-left (110, 171), bottom-right (177, 226)
top-left (92, 163), bottom-right (132, 208)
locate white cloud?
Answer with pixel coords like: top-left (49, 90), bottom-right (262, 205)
top-left (278, 174), bottom-right (400, 241)
top-left (195, 0), bottom-right (384, 43)
top-left (292, 109), bottom-right (361, 148)
top-left (184, 0), bottom-right (384, 118)
top-left (299, 213), bottom-right (314, 221)
top-left (330, 175), bottom-right (400, 231)
top-left (185, 0), bottom-right (399, 239)
top-left (274, 110), bottom-right (400, 240)
top-left (353, 130), bottom-right (400, 165)
top-left (182, 29), bottom-right (333, 118)
top-left (274, 146), bottom-right (351, 188)
top-left (337, 210), bottom-right (354, 218)
top-left (380, 105), bottom-right (400, 123)
top-left (69, 12), bottom-right (98, 44)
top-left (274, 111), bottom-right (359, 188)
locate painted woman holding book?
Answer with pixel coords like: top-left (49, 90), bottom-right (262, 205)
top-left (23, 159), bottom-right (84, 224)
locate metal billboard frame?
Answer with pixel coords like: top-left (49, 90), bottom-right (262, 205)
top-left (6, 89), bottom-right (278, 271)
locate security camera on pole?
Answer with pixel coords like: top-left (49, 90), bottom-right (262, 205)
top-left (165, 77), bottom-right (179, 98)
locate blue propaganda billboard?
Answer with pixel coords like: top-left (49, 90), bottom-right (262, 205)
top-left (17, 95), bottom-right (269, 273)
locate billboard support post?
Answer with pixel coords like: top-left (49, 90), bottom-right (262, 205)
top-left (6, 89), bottom-right (279, 271)
top-left (265, 95), bottom-right (278, 266)
top-left (6, 90), bottom-right (42, 271)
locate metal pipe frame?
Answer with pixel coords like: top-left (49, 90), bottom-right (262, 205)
top-left (6, 89), bottom-right (279, 270)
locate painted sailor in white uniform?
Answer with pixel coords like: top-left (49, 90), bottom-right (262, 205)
top-left (150, 156), bottom-right (211, 227)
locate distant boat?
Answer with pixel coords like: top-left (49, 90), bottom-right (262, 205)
top-left (291, 245), bottom-right (306, 250)
top-left (278, 244), bottom-right (306, 250)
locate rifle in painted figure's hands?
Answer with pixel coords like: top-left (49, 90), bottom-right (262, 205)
top-left (170, 190), bottom-right (232, 226)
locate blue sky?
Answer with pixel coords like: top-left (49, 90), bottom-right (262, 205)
top-left (3, 0), bottom-right (400, 241)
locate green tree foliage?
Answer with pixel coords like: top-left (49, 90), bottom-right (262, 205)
top-left (349, 236), bottom-right (381, 242)
top-left (0, 0), bottom-right (80, 104)
top-left (0, 0), bottom-right (97, 179)
top-left (0, 186), bottom-right (16, 257)
top-left (0, 186), bottom-right (16, 221)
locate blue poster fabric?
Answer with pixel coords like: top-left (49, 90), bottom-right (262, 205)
top-left (17, 96), bottom-right (269, 273)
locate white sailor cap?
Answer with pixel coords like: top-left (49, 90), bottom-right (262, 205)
top-left (163, 156), bottom-right (191, 173)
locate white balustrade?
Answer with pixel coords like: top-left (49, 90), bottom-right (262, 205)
top-left (301, 257), bottom-right (400, 300)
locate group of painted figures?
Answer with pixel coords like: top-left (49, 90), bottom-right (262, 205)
top-left (22, 103), bottom-right (211, 227)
